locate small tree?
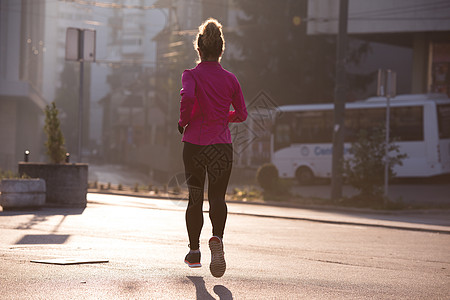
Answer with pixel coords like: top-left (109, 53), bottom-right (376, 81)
top-left (344, 127), bottom-right (406, 203)
top-left (44, 102), bottom-right (67, 164)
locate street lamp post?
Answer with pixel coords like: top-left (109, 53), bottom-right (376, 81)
top-left (65, 28), bottom-right (96, 162)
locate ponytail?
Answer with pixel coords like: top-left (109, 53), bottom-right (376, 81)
top-left (195, 18), bottom-right (225, 62)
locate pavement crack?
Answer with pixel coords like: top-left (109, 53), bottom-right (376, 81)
top-left (302, 257), bottom-right (395, 270)
top-left (313, 259), bottom-right (357, 267)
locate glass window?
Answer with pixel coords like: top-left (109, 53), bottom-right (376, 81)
top-left (344, 106), bottom-right (423, 142)
top-left (344, 108), bottom-right (384, 142)
top-left (391, 106), bottom-right (423, 141)
top-left (275, 123), bottom-right (291, 143)
top-left (273, 114), bottom-right (292, 151)
top-left (291, 111), bottom-right (333, 144)
top-left (343, 109), bottom-right (359, 142)
top-left (437, 104), bottom-right (450, 139)
top-left (273, 105), bottom-right (425, 151)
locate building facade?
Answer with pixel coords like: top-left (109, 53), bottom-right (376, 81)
top-left (307, 0), bottom-right (450, 96)
top-left (0, 0), bottom-right (47, 171)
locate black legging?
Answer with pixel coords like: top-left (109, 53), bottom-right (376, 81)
top-left (183, 142), bottom-right (233, 250)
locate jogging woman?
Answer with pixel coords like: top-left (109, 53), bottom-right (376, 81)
top-left (178, 18), bottom-right (248, 278)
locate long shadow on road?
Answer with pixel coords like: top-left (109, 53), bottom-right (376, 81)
top-left (187, 276), bottom-right (233, 300)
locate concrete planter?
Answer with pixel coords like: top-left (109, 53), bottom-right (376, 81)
top-left (0, 178), bottom-right (46, 210)
top-left (18, 163), bottom-right (88, 208)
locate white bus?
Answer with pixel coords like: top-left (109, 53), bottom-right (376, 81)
top-left (271, 94), bottom-right (450, 184)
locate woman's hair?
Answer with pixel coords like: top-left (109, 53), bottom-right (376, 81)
top-left (194, 18), bottom-right (225, 62)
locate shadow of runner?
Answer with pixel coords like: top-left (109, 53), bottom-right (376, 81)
top-left (187, 276), bottom-right (215, 300)
top-left (213, 285), bottom-right (233, 300)
top-left (187, 276), bottom-right (234, 300)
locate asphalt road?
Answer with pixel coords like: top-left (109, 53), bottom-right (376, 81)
top-left (0, 194), bottom-right (449, 299)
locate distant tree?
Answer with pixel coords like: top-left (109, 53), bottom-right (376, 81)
top-left (44, 102), bottom-right (67, 164)
top-left (228, 0), bottom-right (372, 105)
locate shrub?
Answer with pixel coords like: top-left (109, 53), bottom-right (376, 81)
top-left (256, 163), bottom-right (279, 192)
top-left (0, 169), bottom-right (17, 179)
top-left (44, 102), bottom-right (67, 164)
top-left (344, 127), bottom-right (406, 204)
top-left (232, 187), bottom-right (262, 201)
top-left (0, 169), bottom-right (30, 179)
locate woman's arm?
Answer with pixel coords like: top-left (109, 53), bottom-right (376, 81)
top-left (179, 70), bottom-right (196, 127)
top-left (228, 79), bottom-right (248, 123)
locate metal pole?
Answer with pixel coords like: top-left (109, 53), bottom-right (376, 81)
top-left (384, 94), bottom-right (390, 198)
top-left (384, 70), bottom-right (392, 200)
top-left (331, 0), bottom-right (348, 201)
top-left (78, 30), bottom-right (84, 163)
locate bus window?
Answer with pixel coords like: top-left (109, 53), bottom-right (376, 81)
top-left (361, 108), bottom-right (385, 131)
top-left (437, 104), bottom-right (450, 139)
top-left (274, 119), bottom-right (292, 151)
top-left (292, 111), bottom-right (333, 143)
top-left (344, 108), bottom-right (384, 142)
top-left (391, 106), bottom-right (423, 141)
top-left (343, 107), bottom-right (423, 142)
top-left (344, 109), bottom-right (359, 142)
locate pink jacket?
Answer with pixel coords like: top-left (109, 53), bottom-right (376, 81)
top-left (178, 61), bottom-right (248, 145)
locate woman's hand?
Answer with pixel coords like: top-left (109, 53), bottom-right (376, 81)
top-left (178, 123), bottom-right (184, 134)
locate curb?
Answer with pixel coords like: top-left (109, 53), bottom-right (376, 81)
top-left (226, 211), bottom-right (450, 235)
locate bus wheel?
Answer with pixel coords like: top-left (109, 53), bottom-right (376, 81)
top-left (296, 167), bottom-right (314, 185)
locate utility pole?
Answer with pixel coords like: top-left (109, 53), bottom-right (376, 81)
top-left (331, 0), bottom-right (348, 201)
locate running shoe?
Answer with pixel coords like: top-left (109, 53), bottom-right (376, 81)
top-left (184, 251), bottom-right (201, 268)
top-left (209, 236), bottom-right (226, 277)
